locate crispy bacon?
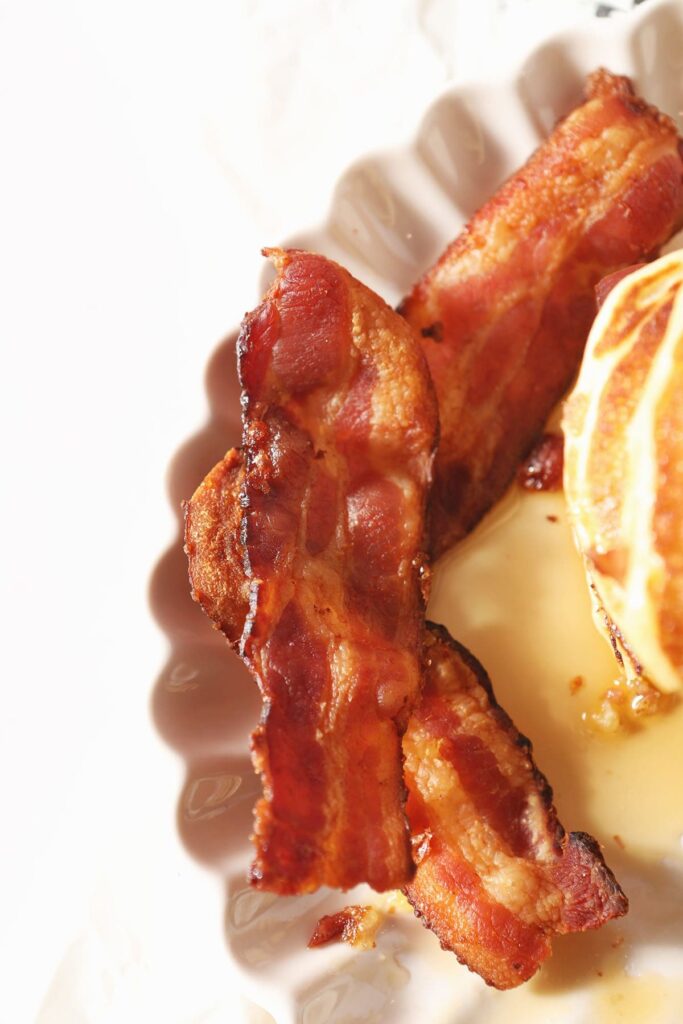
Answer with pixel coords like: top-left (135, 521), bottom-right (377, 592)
top-left (399, 68), bottom-right (683, 556)
top-left (308, 906), bottom-right (382, 950)
top-left (187, 450), bottom-right (627, 985)
top-left (237, 248), bottom-right (438, 894)
top-left (184, 448), bottom-right (248, 647)
top-left (403, 625), bottom-right (627, 989)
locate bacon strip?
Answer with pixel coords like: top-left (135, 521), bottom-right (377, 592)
top-left (403, 625), bottom-right (627, 989)
top-left (187, 451), bottom-right (627, 985)
top-left (236, 248), bottom-right (438, 894)
top-left (399, 68), bottom-right (683, 556)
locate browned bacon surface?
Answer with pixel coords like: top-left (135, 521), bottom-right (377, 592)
top-left (184, 448), bottom-right (248, 647)
top-left (237, 248), bottom-right (438, 894)
top-left (399, 68), bottom-right (683, 556)
top-left (308, 905), bottom-right (381, 950)
top-left (403, 625), bottom-right (627, 989)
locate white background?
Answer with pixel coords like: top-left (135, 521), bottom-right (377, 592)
top-left (0, 1), bottom-right (650, 1021)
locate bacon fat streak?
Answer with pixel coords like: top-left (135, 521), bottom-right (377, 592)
top-left (236, 248), bottom-right (438, 893)
top-left (400, 69), bottom-right (683, 556)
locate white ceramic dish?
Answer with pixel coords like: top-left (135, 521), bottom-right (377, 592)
top-left (158, 1), bottom-right (683, 1020)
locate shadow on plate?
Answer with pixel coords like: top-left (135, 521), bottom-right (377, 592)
top-left (147, 325), bottom-right (418, 1023)
top-left (148, 329), bottom-right (259, 872)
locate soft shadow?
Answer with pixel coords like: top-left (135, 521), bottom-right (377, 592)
top-left (630, 2), bottom-right (683, 120)
top-left (327, 154), bottom-right (445, 295)
top-left (517, 42), bottom-right (585, 136)
top-left (415, 89), bottom-right (509, 220)
top-left (149, 329), bottom-right (260, 875)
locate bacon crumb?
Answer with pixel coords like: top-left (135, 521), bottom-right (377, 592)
top-left (569, 675), bottom-right (585, 696)
top-left (518, 434), bottom-right (564, 492)
top-left (585, 675), bottom-right (673, 733)
top-left (309, 906), bottom-right (382, 950)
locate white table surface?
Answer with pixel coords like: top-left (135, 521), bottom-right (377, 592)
top-left (0, 1), bottom-right (652, 1021)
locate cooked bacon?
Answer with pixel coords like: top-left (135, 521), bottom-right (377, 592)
top-left (517, 433), bottom-right (564, 492)
top-left (184, 448), bottom-right (248, 647)
top-left (403, 625), bottom-right (627, 989)
top-left (186, 451), bottom-right (627, 985)
top-left (399, 68), bottom-right (683, 556)
top-left (308, 905), bottom-right (382, 950)
top-left (237, 248), bottom-right (438, 894)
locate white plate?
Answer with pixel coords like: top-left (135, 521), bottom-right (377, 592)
top-left (156, 2), bottom-right (683, 1021)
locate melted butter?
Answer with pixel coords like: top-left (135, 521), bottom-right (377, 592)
top-left (426, 483), bottom-right (683, 1021)
top-left (468, 971), bottom-right (683, 1024)
top-left (593, 975), bottom-right (683, 1024)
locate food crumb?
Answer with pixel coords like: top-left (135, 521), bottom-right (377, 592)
top-left (613, 834), bottom-right (625, 850)
top-left (569, 675), bottom-right (585, 695)
top-left (611, 935), bottom-right (625, 949)
top-left (308, 905), bottom-right (382, 950)
top-left (584, 675), bottom-right (674, 732)
top-left (517, 433), bottom-right (564, 491)
top-left (546, 514), bottom-right (558, 523)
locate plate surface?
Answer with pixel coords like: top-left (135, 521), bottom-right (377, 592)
top-left (157, 2), bottom-right (683, 1021)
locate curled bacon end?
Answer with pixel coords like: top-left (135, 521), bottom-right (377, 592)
top-left (184, 448), bottom-right (248, 647)
top-left (400, 68), bottom-right (683, 557)
top-left (239, 248), bottom-right (438, 895)
top-left (308, 905), bottom-right (382, 950)
top-left (403, 625), bottom-right (627, 990)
